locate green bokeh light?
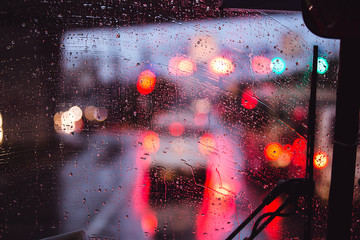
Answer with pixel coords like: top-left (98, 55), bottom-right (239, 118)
top-left (317, 57), bottom-right (328, 74)
top-left (271, 57), bottom-right (286, 74)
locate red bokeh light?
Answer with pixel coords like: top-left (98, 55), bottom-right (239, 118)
top-left (241, 90), bottom-right (258, 109)
top-left (137, 70), bottom-right (156, 95)
top-left (169, 121), bottom-right (185, 136)
top-left (251, 56), bottom-right (272, 74)
top-left (293, 152), bottom-right (306, 169)
top-left (293, 138), bottom-right (307, 152)
top-left (292, 138), bottom-right (307, 169)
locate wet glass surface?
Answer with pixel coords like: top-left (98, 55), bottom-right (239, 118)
top-left (1, 1), bottom-right (353, 239)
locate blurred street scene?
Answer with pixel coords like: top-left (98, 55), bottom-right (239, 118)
top-left (3, 6), bottom-right (358, 239)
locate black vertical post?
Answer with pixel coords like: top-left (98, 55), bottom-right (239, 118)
top-left (306, 46), bottom-right (317, 185)
top-left (304, 45), bottom-right (318, 240)
top-left (327, 39), bottom-right (360, 239)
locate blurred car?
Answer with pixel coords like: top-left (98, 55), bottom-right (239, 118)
top-left (134, 105), bottom-right (250, 239)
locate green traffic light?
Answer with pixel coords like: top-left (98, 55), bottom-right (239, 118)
top-left (271, 57), bottom-right (286, 74)
top-left (317, 57), bottom-right (328, 74)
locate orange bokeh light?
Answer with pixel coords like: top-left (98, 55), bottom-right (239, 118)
top-left (137, 70), bottom-right (156, 95)
top-left (199, 133), bottom-right (216, 155)
top-left (143, 131), bottom-right (160, 153)
top-left (314, 151), bottom-right (328, 169)
top-left (264, 142), bottom-right (283, 161)
top-left (209, 56), bottom-right (235, 75)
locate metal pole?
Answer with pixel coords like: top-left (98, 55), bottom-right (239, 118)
top-left (327, 38), bottom-right (360, 239)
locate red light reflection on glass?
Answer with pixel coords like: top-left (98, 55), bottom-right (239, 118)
top-left (196, 168), bottom-right (236, 240)
top-left (251, 56), bottom-right (271, 74)
top-left (141, 212), bottom-right (158, 233)
top-left (241, 90), bottom-right (258, 109)
top-left (137, 70), bottom-right (156, 95)
top-left (209, 56), bottom-right (235, 75)
top-left (263, 197), bottom-right (282, 239)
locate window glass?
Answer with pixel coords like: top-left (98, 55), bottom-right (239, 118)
top-left (1, 3), bottom-right (346, 239)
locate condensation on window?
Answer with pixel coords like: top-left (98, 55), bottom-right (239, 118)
top-left (0, 4), bottom-right (346, 240)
